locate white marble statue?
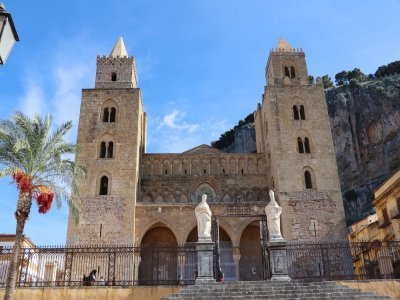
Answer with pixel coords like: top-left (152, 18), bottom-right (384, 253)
top-left (265, 190), bottom-right (283, 241)
top-left (195, 194), bottom-right (212, 241)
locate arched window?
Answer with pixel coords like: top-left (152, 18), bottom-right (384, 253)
top-left (100, 176), bottom-right (109, 195)
top-left (107, 142), bottom-right (114, 158)
top-left (290, 66), bottom-right (296, 78)
top-left (110, 107), bottom-right (116, 123)
top-left (284, 66), bottom-right (290, 77)
top-left (304, 171), bottom-right (313, 189)
top-left (111, 72), bottom-right (117, 82)
top-left (304, 137), bottom-right (310, 153)
top-left (103, 108), bottom-right (109, 122)
top-left (297, 137), bottom-right (304, 153)
top-left (293, 105), bottom-right (299, 120)
top-left (300, 105), bottom-right (305, 120)
top-left (100, 142), bottom-right (107, 158)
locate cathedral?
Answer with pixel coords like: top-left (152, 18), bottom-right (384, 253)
top-left (66, 37), bottom-right (347, 280)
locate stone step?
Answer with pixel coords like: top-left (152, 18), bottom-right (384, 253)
top-left (160, 281), bottom-right (390, 300)
top-left (177, 289), bottom-right (365, 296)
top-left (164, 295), bottom-right (388, 300)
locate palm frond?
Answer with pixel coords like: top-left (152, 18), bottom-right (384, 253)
top-left (0, 112), bottom-right (83, 223)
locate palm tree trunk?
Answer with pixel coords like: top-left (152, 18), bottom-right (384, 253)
top-left (4, 192), bottom-right (31, 300)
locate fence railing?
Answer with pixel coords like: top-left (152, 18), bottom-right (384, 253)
top-left (287, 240), bottom-right (400, 281)
top-left (1, 240), bottom-right (399, 288)
top-left (0, 244), bottom-right (197, 288)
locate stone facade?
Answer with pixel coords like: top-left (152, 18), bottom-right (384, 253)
top-left (254, 38), bottom-right (347, 240)
top-left (373, 169), bottom-right (400, 241)
top-left (67, 38), bottom-right (347, 279)
top-left (66, 38), bottom-right (146, 245)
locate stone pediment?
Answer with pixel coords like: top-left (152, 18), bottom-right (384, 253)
top-left (183, 144), bottom-right (225, 154)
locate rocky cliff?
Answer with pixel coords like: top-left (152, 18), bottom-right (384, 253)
top-left (223, 123), bottom-right (256, 153)
top-left (326, 75), bottom-right (400, 224)
top-left (213, 75), bottom-right (400, 225)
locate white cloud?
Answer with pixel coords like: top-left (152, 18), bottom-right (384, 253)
top-left (18, 78), bottom-right (45, 117)
top-left (159, 109), bottom-right (199, 133)
top-left (51, 62), bottom-right (92, 141)
top-left (147, 108), bottom-right (231, 153)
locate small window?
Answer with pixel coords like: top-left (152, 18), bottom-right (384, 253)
top-left (298, 137), bottom-right (304, 153)
top-left (100, 142), bottom-right (107, 158)
top-left (222, 169), bottom-right (225, 174)
top-left (107, 142), bottom-right (114, 158)
top-left (203, 169), bottom-right (206, 174)
top-left (284, 66), bottom-right (290, 77)
top-left (100, 176), bottom-right (109, 195)
top-left (304, 138), bottom-right (310, 153)
top-left (293, 105), bottom-right (300, 120)
top-left (111, 73), bottom-right (117, 81)
top-left (165, 169), bottom-right (168, 175)
top-left (382, 208), bottom-right (390, 224)
top-left (305, 171), bottom-right (312, 189)
top-left (103, 108), bottom-right (109, 122)
top-left (300, 105), bottom-right (305, 120)
top-left (110, 107), bottom-right (116, 123)
top-left (290, 66), bottom-right (296, 78)
top-left (241, 169), bottom-right (244, 174)
top-left (184, 169), bottom-right (187, 174)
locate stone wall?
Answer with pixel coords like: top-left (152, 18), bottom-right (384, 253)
top-left (337, 280), bottom-right (400, 299)
top-left (67, 50), bottom-right (146, 246)
top-left (0, 286), bottom-right (181, 300)
top-left (140, 149), bottom-right (269, 205)
top-left (255, 46), bottom-right (347, 240)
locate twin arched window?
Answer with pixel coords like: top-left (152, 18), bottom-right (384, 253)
top-left (103, 107), bottom-right (116, 123)
top-left (284, 66), bottom-right (296, 78)
top-left (293, 105), bottom-right (305, 120)
top-left (100, 141), bottom-right (114, 158)
top-left (297, 137), bottom-right (311, 154)
top-left (100, 176), bottom-right (109, 195)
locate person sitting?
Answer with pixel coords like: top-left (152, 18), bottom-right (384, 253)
top-left (83, 269), bottom-right (97, 286)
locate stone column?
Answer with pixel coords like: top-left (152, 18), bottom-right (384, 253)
top-left (266, 240), bottom-right (290, 281)
top-left (195, 240), bottom-right (215, 284)
top-left (233, 253), bottom-right (241, 281)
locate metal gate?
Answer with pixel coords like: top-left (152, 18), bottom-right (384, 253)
top-left (211, 205), bottom-right (270, 281)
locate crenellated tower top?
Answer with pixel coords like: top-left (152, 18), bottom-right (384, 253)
top-left (95, 37), bottom-right (138, 89)
top-left (266, 38), bottom-right (308, 86)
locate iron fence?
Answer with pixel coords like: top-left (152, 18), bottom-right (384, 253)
top-left (0, 244), bottom-right (197, 288)
top-left (1, 240), bottom-right (400, 287)
top-left (287, 240), bottom-right (400, 281)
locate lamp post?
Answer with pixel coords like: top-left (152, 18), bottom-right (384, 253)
top-left (0, 2), bottom-right (19, 65)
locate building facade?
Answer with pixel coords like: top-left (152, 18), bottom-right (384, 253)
top-left (66, 37), bottom-right (347, 280)
top-left (347, 170), bottom-right (400, 278)
top-left (373, 169), bottom-right (400, 241)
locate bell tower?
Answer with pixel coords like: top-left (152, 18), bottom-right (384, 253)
top-left (255, 38), bottom-right (347, 240)
top-left (67, 37), bottom-right (147, 245)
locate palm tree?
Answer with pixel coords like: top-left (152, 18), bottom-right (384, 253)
top-left (0, 112), bottom-right (82, 300)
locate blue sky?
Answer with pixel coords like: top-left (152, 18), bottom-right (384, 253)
top-left (1, 0), bottom-right (399, 245)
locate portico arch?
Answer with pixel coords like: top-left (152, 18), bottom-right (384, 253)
top-left (139, 224), bottom-right (178, 284)
top-left (239, 221), bottom-right (263, 281)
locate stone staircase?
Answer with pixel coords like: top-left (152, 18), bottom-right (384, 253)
top-left (161, 281), bottom-right (391, 300)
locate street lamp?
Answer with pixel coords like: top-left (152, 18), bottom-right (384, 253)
top-left (0, 2), bottom-right (19, 65)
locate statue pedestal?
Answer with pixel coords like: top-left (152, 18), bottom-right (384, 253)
top-left (266, 240), bottom-right (291, 281)
top-left (195, 240), bottom-right (215, 284)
